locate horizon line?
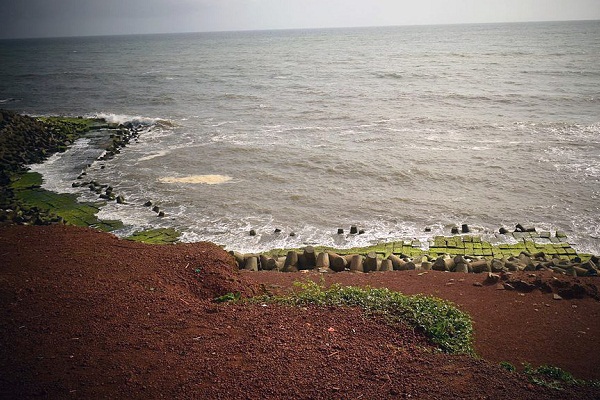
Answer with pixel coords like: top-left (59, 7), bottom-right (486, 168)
top-left (1, 17), bottom-right (598, 41)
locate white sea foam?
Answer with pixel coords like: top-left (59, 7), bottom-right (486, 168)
top-left (137, 150), bottom-right (170, 162)
top-left (91, 112), bottom-right (172, 127)
top-left (159, 175), bottom-right (233, 184)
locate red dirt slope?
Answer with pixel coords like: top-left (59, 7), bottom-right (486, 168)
top-left (1, 225), bottom-right (599, 399)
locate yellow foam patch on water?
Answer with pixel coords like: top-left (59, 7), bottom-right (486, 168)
top-left (159, 175), bottom-right (232, 184)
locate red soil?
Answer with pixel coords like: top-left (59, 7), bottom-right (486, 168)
top-left (1, 225), bottom-right (599, 399)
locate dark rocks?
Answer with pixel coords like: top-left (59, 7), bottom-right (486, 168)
top-left (350, 225), bottom-right (358, 234)
top-left (388, 254), bottom-right (407, 271)
top-left (249, 229), bottom-right (256, 236)
top-left (349, 254), bottom-right (364, 273)
top-left (328, 252), bottom-right (347, 272)
top-left (379, 259), bottom-right (393, 271)
top-left (483, 273), bottom-right (501, 285)
top-left (337, 228), bottom-right (344, 235)
top-left (363, 252), bottom-right (378, 272)
top-left (283, 251), bottom-right (299, 272)
top-left (509, 280), bottom-right (537, 292)
top-left (144, 201), bottom-right (153, 207)
top-left (303, 246), bottom-right (317, 269)
top-left (244, 256), bottom-right (259, 272)
top-left (316, 252), bottom-right (330, 269)
top-left (515, 224), bottom-right (536, 233)
top-left (461, 224), bottom-right (470, 233)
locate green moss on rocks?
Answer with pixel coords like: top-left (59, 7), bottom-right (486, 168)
top-left (125, 228), bottom-right (181, 244)
top-left (258, 233), bottom-right (590, 266)
top-left (11, 172), bottom-right (123, 231)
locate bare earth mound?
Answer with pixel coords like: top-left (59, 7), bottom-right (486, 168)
top-left (1, 225), bottom-right (599, 399)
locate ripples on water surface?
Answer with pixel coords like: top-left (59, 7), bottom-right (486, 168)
top-left (2, 21), bottom-right (599, 253)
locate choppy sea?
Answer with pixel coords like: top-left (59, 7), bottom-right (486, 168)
top-left (1, 21), bottom-right (599, 254)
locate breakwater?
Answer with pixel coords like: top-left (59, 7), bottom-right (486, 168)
top-left (231, 228), bottom-right (599, 277)
top-left (0, 110), bottom-right (144, 228)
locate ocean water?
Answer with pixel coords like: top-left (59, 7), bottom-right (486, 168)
top-left (1, 21), bottom-right (599, 254)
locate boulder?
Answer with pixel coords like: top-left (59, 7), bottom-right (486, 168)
top-left (510, 280), bottom-right (537, 292)
top-left (379, 259), bottom-right (393, 272)
top-left (244, 256), bottom-right (259, 272)
top-left (283, 251), bottom-right (299, 272)
top-left (470, 259), bottom-right (491, 273)
top-left (259, 255), bottom-right (278, 271)
top-left (316, 252), bottom-right (330, 269)
top-left (454, 263), bottom-right (469, 273)
top-left (404, 261), bottom-right (417, 271)
top-left (432, 257), bottom-right (448, 272)
top-left (388, 254), bottom-right (407, 271)
top-left (231, 252), bottom-right (245, 269)
top-left (515, 224), bottom-right (536, 233)
top-left (491, 259), bottom-right (506, 273)
top-left (303, 246), bottom-right (317, 269)
top-left (328, 252), bottom-right (347, 272)
top-left (483, 272), bottom-right (501, 285)
top-left (349, 254), bottom-right (364, 273)
top-left (363, 252), bottom-right (378, 272)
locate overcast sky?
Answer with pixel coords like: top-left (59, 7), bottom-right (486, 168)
top-left (0, 0), bottom-right (599, 39)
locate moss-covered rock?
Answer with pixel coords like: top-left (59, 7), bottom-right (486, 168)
top-left (125, 228), bottom-right (181, 244)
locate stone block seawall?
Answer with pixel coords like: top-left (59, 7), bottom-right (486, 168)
top-left (232, 229), bottom-right (599, 278)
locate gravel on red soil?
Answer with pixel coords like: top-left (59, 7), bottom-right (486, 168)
top-left (1, 225), bottom-right (599, 399)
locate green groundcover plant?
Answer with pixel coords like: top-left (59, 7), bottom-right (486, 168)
top-left (222, 280), bottom-right (475, 355)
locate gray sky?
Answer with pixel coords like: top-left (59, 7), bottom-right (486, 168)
top-left (1, 0), bottom-right (599, 39)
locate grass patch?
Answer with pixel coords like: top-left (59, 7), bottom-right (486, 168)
top-left (250, 280), bottom-right (474, 355)
top-left (523, 364), bottom-right (577, 390)
top-left (125, 228), bottom-right (181, 244)
top-left (500, 361), bottom-right (517, 373)
top-left (521, 363), bottom-right (600, 390)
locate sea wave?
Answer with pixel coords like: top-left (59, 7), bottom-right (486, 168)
top-left (91, 112), bottom-right (174, 128)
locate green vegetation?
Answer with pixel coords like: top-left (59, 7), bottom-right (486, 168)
top-left (523, 363), bottom-right (578, 390)
top-left (125, 228), bottom-right (181, 244)
top-left (38, 116), bottom-right (101, 136)
top-left (10, 172), bottom-right (123, 231)
top-left (500, 361), bottom-right (517, 373)
top-left (248, 280), bottom-right (474, 355)
top-left (214, 292), bottom-right (242, 303)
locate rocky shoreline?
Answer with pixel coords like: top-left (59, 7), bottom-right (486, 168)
top-left (2, 110), bottom-right (600, 267)
top-left (0, 110), bottom-right (164, 230)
